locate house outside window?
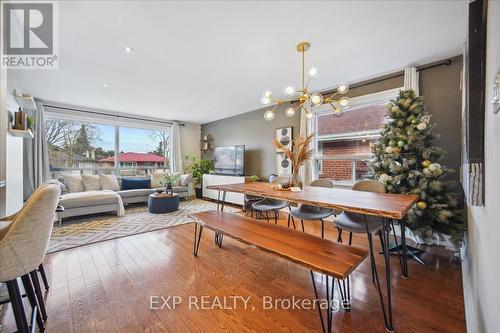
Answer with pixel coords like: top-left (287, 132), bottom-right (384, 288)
top-left (312, 88), bottom-right (401, 185)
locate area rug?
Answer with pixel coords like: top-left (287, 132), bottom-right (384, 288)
top-left (48, 199), bottom-right (237, 253)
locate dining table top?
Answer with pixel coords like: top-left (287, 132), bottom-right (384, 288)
top-left (207, 181), bottom-right (419, 220)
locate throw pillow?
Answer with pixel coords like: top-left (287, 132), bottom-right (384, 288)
top-left (151, 172), bottom-right (164, 189)
top-left (81, 175), bottom-right (102, 191)
top-left (63, 174), bottom-right (84, 193)
top-left (179, 173), bottom-right (193, 186)
top-left (99, 174), bottom-right (120, 191)
top-left (122, 178), bottom-right (151, 190)
top-left (44, 179), bottom-right (69, 193)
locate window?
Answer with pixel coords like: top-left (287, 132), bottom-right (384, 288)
top-left (46, 118), bottom-right (172, 178)
top-left (312, 89), bottom-right (400, 185)
top-left (118, 127), bottom-right (170, 176)
top-left (46, 120), bottom-right (115, 177)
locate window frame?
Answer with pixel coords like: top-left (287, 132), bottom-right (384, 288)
top-left (311, 88), bottom-right (402, 186)
top-left (45, 114), bottom-right (173, 177)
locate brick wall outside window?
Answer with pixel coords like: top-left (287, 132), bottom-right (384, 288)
top-left (317, 139), bottom-right (376, 181)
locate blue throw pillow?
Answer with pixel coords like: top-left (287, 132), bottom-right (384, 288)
top-left (121, 178), bottom-right (151, 190)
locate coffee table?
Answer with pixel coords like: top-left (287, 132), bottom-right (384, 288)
top-left (148, 193), bottom-right (179, 214)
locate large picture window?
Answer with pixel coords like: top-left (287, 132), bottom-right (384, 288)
top-left (312, 89), bottom-right (400, 185)
top-left (46, 116), bottom-right (172, 178)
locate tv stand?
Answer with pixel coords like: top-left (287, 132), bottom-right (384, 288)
top-left (202, 174), bottom-right (251, 205)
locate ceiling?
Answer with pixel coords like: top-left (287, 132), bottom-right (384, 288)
top-left (8, 1), bottom-right (467, 124)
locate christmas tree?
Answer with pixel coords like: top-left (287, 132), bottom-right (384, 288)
top-left (369, 90), bottom-right (465, 244)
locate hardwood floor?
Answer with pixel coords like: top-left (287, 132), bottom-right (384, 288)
top-left (0, 210), bottom-right (466, 333)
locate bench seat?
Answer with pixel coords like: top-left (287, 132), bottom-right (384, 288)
top-left (189, 210), bottom-right (368, 280)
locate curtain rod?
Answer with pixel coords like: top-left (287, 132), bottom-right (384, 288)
top-left (43, 104), bottom-right (185, 127)
top-left (348, 58), bottom-right (454, 90)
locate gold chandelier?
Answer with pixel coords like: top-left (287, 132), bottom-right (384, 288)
top-left (260, 41), bottom-right (350, 121)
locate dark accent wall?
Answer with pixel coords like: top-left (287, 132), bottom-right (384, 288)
top-left (201, 56), bottom-right (463, 180)
top-left (201, 103), bottom-right (300, 179)
top-left (420, 56), bottom-right (463, 181)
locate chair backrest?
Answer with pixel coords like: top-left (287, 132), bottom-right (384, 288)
top-left (310, 179), bottom-right (334, 188)
top-left (271, 176), bottom-right (289, 185)
top-left (268, 174), bottom-right (278, 183)
top-left (0, 184), bottom-right (61, 282)
top-left (352, 179), bottom-right (386, 194)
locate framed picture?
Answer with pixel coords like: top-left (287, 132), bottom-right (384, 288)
top-left (276, 152), bottom-right (292, 176)
top-left (275, 126), bottom-right (293, 152)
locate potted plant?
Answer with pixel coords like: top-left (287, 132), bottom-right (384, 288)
top-left (185, 154), bottom-right (214, 198)
top-left (159, 172), bottom-right (180, 195)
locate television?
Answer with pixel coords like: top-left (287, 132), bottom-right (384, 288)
top-left (214, 145), bottom-right (245, 176)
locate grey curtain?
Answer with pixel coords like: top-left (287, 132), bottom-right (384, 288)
top-left (23, 101), bottom-right (50, 200)
top-left (171, 122), bottom-right (183, 173)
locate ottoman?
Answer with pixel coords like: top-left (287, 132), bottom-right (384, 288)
top-left (148, 193), bottom-right (179, 214)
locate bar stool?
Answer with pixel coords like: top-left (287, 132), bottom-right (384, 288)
top-left (0, 184), bottom-right (60, 333)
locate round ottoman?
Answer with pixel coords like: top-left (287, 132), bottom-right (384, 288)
top-left (148, 193), bottom-right (179, 214)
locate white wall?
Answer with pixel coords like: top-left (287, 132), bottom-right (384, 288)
top-left (463, 2), bottom-right (500, 333)
top-left (4, 93), bottom-right (24, 215)
top-left (180, 123), bottom-right (201, 172)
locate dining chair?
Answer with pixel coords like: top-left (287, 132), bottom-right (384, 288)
top-left (289, 179), bottom-right (335, 238)
top-left (333, 180), bottom-right (388, 282)
top-left (251, 176), bottom-right (290, 223)
top-left (0, 184), bottom-right (61, 333)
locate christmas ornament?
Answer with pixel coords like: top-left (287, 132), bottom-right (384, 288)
top-left (417, 201), bottom-right (427, 210)
top-left (421, 160), bottom-right (431, 168)
top-left (428, 163), bottom-right (441, 172)
top-left (397, 140), bottom-right (405, 148)
top-left (417, 122), bottom-right (427, 131)
top-left (379, 174), bottom-right (390, 182)
top-left (385, 146), bottom-right (394, 154)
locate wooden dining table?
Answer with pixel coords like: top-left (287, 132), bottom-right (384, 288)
top-left (207, 181), bottom-right (419, 332)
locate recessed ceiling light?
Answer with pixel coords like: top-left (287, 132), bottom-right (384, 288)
top-left (101, 82), bottom-right (111, 88)
top-left (91, 101), bottom-right (98, 105)
top-left (124, 47), bottom-right (134, 54)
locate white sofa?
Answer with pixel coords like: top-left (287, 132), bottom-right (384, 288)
top-left (48, 173), bottom-right (194, 223)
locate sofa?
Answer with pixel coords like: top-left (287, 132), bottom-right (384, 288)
top-left (49, 172), bottom-right (194, 223)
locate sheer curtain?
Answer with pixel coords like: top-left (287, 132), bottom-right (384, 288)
top-left (23, 101), bottom-right (50, 199)
top-left (404, 67), bottom-right (420, 95)
top-left (299, 106), bottom-right (314, 186)
top-left (171, 122), bottom-right (183, 173)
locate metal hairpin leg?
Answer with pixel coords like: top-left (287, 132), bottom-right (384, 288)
top-left (334, 228), bottom-right (351, 311)
top-left (193, 223), bottom-right (204, 257)
top-left (214, 191), bottom-right (227, 247)
top-left (365, 215), bottom-right (394, 332)
top-left (310, 271), bottom-right (338, 333)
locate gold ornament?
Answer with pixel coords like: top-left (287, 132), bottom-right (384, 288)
top-left (417, 201), bottom-right (427, 210)
top-left (421, 160), bottom-right (431, 168)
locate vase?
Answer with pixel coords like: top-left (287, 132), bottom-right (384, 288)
top-left (291, 172), bottom-right (302, 189)
top-left (165, 184), bottom-right (173, 195)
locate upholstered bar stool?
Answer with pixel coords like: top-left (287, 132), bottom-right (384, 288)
top-left (289, 179), bottom-right (335, 238)
top-left (251, 176), bottom-right (290, 223)
top-left (0, 184), bottom-right (61, 333)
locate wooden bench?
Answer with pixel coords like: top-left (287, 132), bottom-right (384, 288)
top-left (189, 210), bottom-right (368, 333)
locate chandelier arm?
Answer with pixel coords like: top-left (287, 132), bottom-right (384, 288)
top-left (324, 92), bottom-right (339, 103)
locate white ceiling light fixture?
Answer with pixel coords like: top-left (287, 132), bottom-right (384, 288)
top-left (101, 82), bottom-right (111, 88)
top-left (260, 41), bottom-right (350, 121)
top-left (124, 47), bottom-right (135, 54)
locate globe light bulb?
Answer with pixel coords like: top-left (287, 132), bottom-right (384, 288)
top-left (283, 85), bottom-right (296, 97)
top-left (308, 67), bottom-right (318, 77)
top-left (339, 96), bottom-right (350, 108)
top-left (264, 110), bottom-right (275, 121)
top-left (305, 111), bottom-right (313, 119)
top-left (285, 106), bottom-right (296, 118)
top-left (337, 83), bottom-right (349, 94)
top-left (263, 90), bottom-right (272, 98)
top-left (310, 93), bottom-right (324, 106)
top-left (260, 96), bottom-right (271, 105)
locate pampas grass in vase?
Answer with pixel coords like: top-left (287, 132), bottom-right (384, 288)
top-left (273, 132), bottom-right (315, 188)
